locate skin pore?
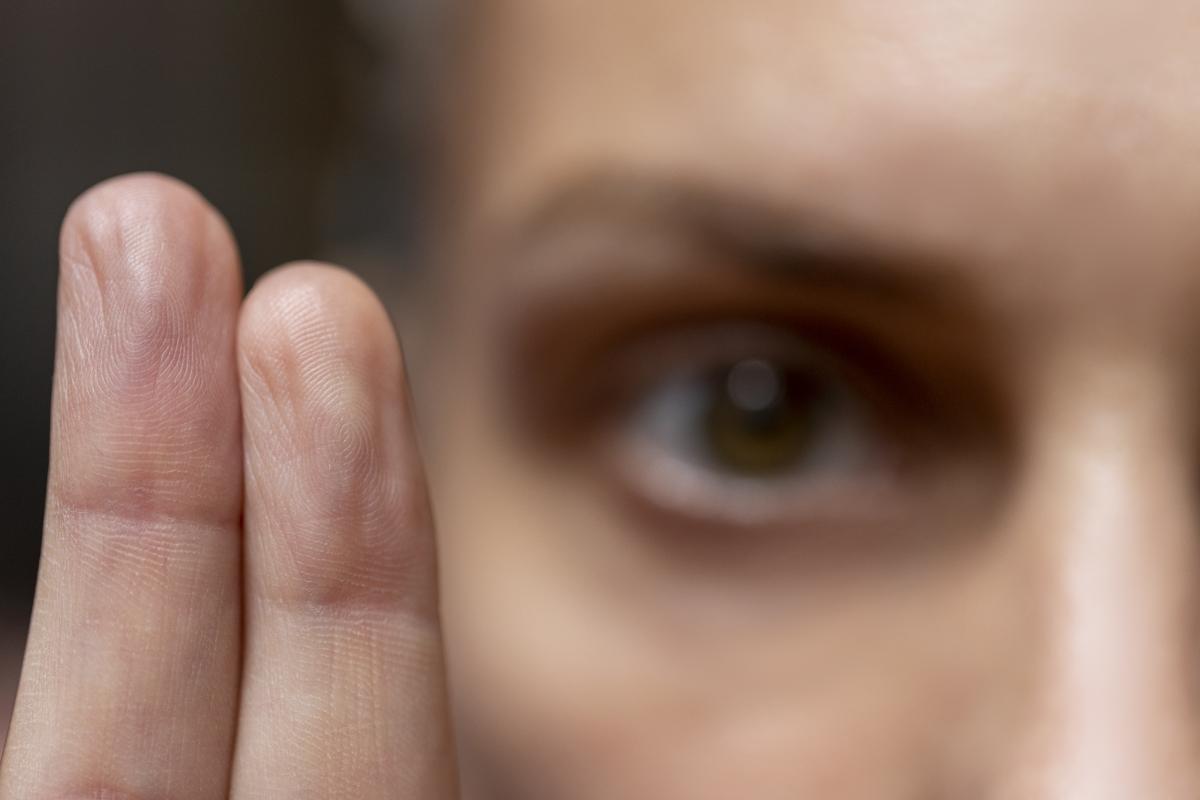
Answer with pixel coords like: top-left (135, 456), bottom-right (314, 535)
top-left (5, 0), bottom-right (1200, 798)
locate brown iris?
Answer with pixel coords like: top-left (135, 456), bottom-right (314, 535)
top-left (704, 359), bottom-right (826, 476)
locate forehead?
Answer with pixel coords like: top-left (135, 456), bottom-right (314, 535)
top-left (443, 0), bottom-right (1200, 356)
top-left (459, 0), bottom-right (1200, 270)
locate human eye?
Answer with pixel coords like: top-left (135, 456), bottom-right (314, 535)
top-left (494, 215), bottom-right (1010, 552)
top-left (599, 322), bottom-right (915, 531)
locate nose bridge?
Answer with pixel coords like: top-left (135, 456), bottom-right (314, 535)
top-left (1001, 358), bottom-right (1200, 797)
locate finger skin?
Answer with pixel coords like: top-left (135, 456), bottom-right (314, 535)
top-left (231, 264), bottom-right (457, 799)
top-left (0, 175), bottom-right (245, 799)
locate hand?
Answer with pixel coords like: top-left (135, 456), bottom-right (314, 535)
top-left (0, 174), bottom-right (458, 799)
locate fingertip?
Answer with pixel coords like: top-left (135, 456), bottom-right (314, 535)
top-left (239, 261), bottom-right (406, 402)
top-left (49, 173), bottom-right (246, 525)
top-left (243, 261), bottom-right (398, 335)
top-left (64, 172), bottom-right (216, 225)
top-left (60, 172), bottom-right (241, 301)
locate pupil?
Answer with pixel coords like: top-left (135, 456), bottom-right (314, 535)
top-left (726, 359), bottom-right (782, 413)
top-left (705, 358), bottom-right (819, 474)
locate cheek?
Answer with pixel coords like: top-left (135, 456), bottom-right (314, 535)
top-left (435, 434), bottom-right (1029, 799)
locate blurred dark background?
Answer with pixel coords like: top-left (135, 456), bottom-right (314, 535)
top-left (0, 0), bottom-right (427, 635)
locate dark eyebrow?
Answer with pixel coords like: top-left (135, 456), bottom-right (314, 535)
top-left (499, 171), bottom-right (965, 303)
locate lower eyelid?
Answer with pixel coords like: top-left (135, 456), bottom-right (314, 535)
top-left (604, 425), bottom-right (908, 531)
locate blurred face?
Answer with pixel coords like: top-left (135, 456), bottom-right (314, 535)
top-left (431, 0), bottom-right (1200, 797)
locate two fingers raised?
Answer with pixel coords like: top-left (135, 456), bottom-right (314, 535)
top-left (0, 175), bottom-right (455, 800)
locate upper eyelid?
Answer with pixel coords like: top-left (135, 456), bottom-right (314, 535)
top-left (607, 323), bottom-right (921, 438)
top-left (489, 222), bottom-right (994, 401)
top-left (614, 325), bottom-right (926, 434)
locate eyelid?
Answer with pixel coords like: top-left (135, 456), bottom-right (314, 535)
top-left (606, 433), bottom-right (915, 531)
top-left (601, 323), bottom-right (842, 397)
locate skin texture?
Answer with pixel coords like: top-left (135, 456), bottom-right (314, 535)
top-left (435, 0), bottom-right (1200, 797)
top-left (6, 0), bottom-right (1200, 798)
